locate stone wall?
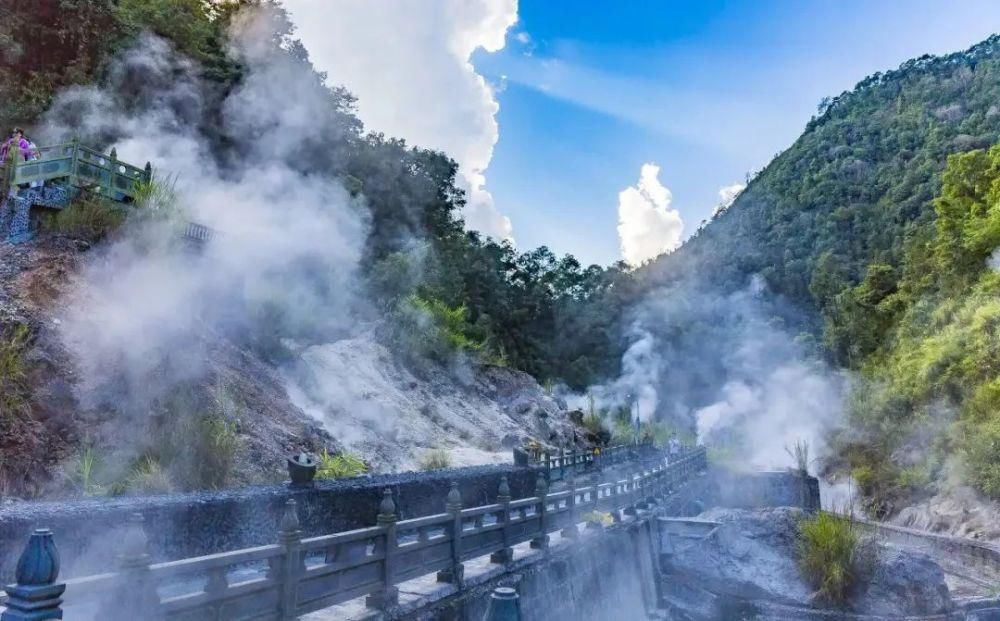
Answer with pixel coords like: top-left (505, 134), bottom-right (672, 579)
top-left (0, 464), bottom-right (542, 583)
top-left (710, 468), bottom-right (820, 511)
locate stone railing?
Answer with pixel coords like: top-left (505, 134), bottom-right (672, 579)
top-left (852, 517), bottom-right (1000, 576)
top-left (0, 448), bottom-right (707, 620)
top-left (521, 441), bottom-right (660, 480)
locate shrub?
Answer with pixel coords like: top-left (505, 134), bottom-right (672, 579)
top-left (315, 450), bottom-right (367, 479)
top-left (0, 323), bottom-right (31, 421)
top-left (392, 294), bottom-right (484, 362)
top-left (49, 195), bottom-right (125, 241)
top-left (798, 512), bottom-right (866, 603)
top-left (418, 449), bottom-right (452, 471)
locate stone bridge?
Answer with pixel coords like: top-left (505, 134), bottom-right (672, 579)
top-left (0, 446), bottom-right (706, 620)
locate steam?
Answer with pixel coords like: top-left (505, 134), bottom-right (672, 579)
top-left (587, 276), bottom-right (847, 471)
top-left (617, 163), bottom-right (684, 266)
top-left (40, 13), bottom-right (367, 419)
top-left (281, 0), bottom-right (517, 239)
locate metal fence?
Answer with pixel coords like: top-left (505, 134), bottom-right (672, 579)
top-left (1, 448), bottom-right (707, 621)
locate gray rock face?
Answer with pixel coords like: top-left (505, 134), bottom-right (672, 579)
top-left (661, 508), bottom-right (955, 620)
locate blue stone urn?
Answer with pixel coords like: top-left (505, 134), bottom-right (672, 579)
top-left (15, 529), bottom-right (59, 586)
top-left (2, 528), bottom-right (66, 621)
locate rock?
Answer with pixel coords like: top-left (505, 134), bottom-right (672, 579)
top-left (855, 547), bottom-right (952, 616)
top-left (662, 508), bottom-right (956, 619)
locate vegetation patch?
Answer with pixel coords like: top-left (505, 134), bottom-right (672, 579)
top-left (0, 324), bottom-right (32, 422)
top-left (316, 450), bottom-right (368, 479)
top-left (47, 195), bottom-right (125, 241)
top-left (418, 449), bottom-right (453, 471)
top-left (798, 512), bottom-right (876, 604)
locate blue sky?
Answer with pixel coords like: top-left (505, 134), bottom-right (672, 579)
top-left (474, 1), bottom-right (1000, 266)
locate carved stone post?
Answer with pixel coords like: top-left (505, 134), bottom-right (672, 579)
top-left (276, 500), bottom-right (303, 619)
top-left (561, 473), bottom-right (579, 539)
top-left (490, 477), bottom-right (514, 564)
top-left (99, 513), bottom-right (162, 621)
top-left (366, 490), bottom-right (399, 609)
top-left (485, 586), bottom-right (522, 621)
top-left (437, 482), bottom-right (465, 585)
top-left (2, 529), bottom-right (65, 621)
top-left (530, 473), bottom-right (549, 550)
top-left (144, 162), bottom-right (153, 183)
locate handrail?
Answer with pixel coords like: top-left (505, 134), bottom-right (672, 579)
top-left (1, 446), bottom-right (707, 620)
top-left (2, 140), bottom-right (151, 204)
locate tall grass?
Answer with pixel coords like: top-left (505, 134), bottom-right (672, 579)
top-left (786, 439), bottom-right (811, 475)
top-left (798, 511), bottom-right (872, 603)
top-left (418, 449), bottom-right (452, 471)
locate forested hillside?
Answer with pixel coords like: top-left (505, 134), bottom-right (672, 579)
top-left (1, 0), bottom-right (632, 390)
top-left (640, 35), bottom-right (1000, 511)
top-left (5, 0), bottom-right (1000, 512)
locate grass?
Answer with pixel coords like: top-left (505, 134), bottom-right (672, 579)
top-left (110, 455), bottom-right (173, 496)
top-left (418, 449), bottom-right (452, 471)
top-left (786, 439), bottom-right (811, 475)
top-left (0, 324), bottom-right (31, 421)
top-left (316, 450), bottom-right (368, 479)
top-left (195, 414), bottom-right (239, 489)
top-left (48, 195), bottom-right (125, 241)
top-left (71, 445), bottom-right (106, 496)
top-left (798, 511), bottom-right (869, 604)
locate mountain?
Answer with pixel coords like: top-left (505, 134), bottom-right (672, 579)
top-left (636, 34), bottom-right (1000, 515)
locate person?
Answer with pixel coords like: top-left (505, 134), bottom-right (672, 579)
top-left (22, 133), bottom-right (41, 188)
top-left (1, 128), bottom-right (32, 164)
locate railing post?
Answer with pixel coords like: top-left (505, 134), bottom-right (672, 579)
top-left (490, 476), bottom-right (514, 565)
top-left (366, 489), bottom-right (400, 609)
top-left (437, 482), bottom-right (465, 586)
top-left (275, 499), bottom-right (304, 619)
top-left (561, 472), bottom-right (579, 539)
top-left (530, 473), bottom-right (549, 550)
top-left (1, 529), bottom-right (65, 621)
top-left (485, 586), bottom-right (522, 621)
top-left (100, 513), bottom-right (162, 621)
top-left (611, 479), bottom-right (624, 523)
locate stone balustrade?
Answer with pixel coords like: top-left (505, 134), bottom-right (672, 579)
top-left (0, 448), bottom-right (707, 620)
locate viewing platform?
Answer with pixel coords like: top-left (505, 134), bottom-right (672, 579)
top-left (0, 141), bottom-right (151, 242)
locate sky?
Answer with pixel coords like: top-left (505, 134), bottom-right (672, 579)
top-left (282, 0), bottom-right (1000, 266)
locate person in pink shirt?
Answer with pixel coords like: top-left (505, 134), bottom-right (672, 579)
top-left (1, 128), bottom-right (33, 162)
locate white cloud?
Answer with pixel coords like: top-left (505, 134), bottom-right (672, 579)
top-left (617, 163), bottom-right (684, 266)
top-left (712, 182), bottom-right (745, 217)
top-left (282, 0), bottom-right (517, 239)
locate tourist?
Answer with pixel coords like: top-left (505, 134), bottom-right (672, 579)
top-left (23, 133), bottom-right (42, 188)
top-left (1, 128), bottom-right (32, 163)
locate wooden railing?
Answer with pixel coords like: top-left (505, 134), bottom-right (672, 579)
top-left (1, 448), bottom-right (707, 620)
top-left (1, 141), bottom-right (151, 203)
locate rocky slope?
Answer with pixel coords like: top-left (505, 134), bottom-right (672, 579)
top-left (0, 233), bottom-right (583, 499)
